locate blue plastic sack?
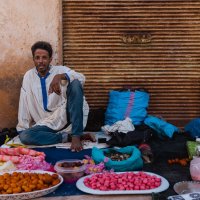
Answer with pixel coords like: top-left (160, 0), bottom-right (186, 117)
top-left (92, 146), bottom-right (143, 172)
top-left (105, 90), bottom-right (149, 125)
top-left (144, 115), bottom-right (180, 138)
top-left (185, 118), bottom-right (200, 139)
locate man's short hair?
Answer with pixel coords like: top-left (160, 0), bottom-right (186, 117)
top-left (31, 41), bottom-right (53, 58)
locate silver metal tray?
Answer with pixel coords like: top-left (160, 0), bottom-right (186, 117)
top-left (174, 181), bottom-right (200, 194)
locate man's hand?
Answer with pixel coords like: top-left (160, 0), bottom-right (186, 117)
top-left (70, 136), bottom-right (83, 152)
top-left (48, 74), bottom-right (63, 95)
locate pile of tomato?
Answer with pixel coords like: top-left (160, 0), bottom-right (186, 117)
top-left (84, 171), bottom-right (161, 191)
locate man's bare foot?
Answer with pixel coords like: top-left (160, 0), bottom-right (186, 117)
top-left (70, 136), bottom-right (83, 152)
top-left (80, 133), bottom-right (96, 142)
top-left (68, 133), bottom-right (96, 143)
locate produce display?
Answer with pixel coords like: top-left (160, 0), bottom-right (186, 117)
top-left (84, 171), bottom-right (161, 191)
top-left (83, 156), bottom-right (107, 174)
top-left (0, 147), bottom-right (52, 171)
top-left (0, 172), bottom-right (61, 194)
top-left (0, 161), bottom-right (16, 172)
top-left (54, 159), bottom-right (86, 183)
top-left (0, 148), bottom-right (45, 163)
top-left (104, 150), bottom-right (131, 161)
top-left (167, 157), bottom-right (190, 166)
top-left (58, 161), bottom-right (83, 168)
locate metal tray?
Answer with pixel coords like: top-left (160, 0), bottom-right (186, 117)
top-left (174, 181), bottom-right (200, 194)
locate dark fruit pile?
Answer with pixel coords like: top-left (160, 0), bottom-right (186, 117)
top-left (55, 161), bottom-right (85, 183)
top-left (58, 161), bottom-right (83, 169)
top-left (104, 150), bottom-right (131, 161)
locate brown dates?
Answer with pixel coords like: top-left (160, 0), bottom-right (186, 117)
top-left (58, 161), bottom-right (83, 168)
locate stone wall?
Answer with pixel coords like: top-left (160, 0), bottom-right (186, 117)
top-left (0, 0), bottom-right (62, 129)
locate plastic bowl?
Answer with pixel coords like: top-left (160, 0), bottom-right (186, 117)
top-left (54, 159), bottom-right (86, 183)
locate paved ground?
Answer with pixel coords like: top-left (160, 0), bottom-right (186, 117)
top-left (35, 195), bottom-right (152, 200)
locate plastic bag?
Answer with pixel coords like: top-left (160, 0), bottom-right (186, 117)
top-left (105, 90), bottom-right (149, 126)
top-left (185, 118), bottom-right (200, 139)
top-left (144, 115), bottom-right (180, 138)
top-left (92, 146), bottom-right (143, 172)
top-left (106, 124), bottom-right (154, 147)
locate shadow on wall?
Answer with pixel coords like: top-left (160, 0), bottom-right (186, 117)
top-left (0, 75), bottom-right (22, 129)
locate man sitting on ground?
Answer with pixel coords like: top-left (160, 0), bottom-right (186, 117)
top-left (17, 41), bottom-right (94, 152)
